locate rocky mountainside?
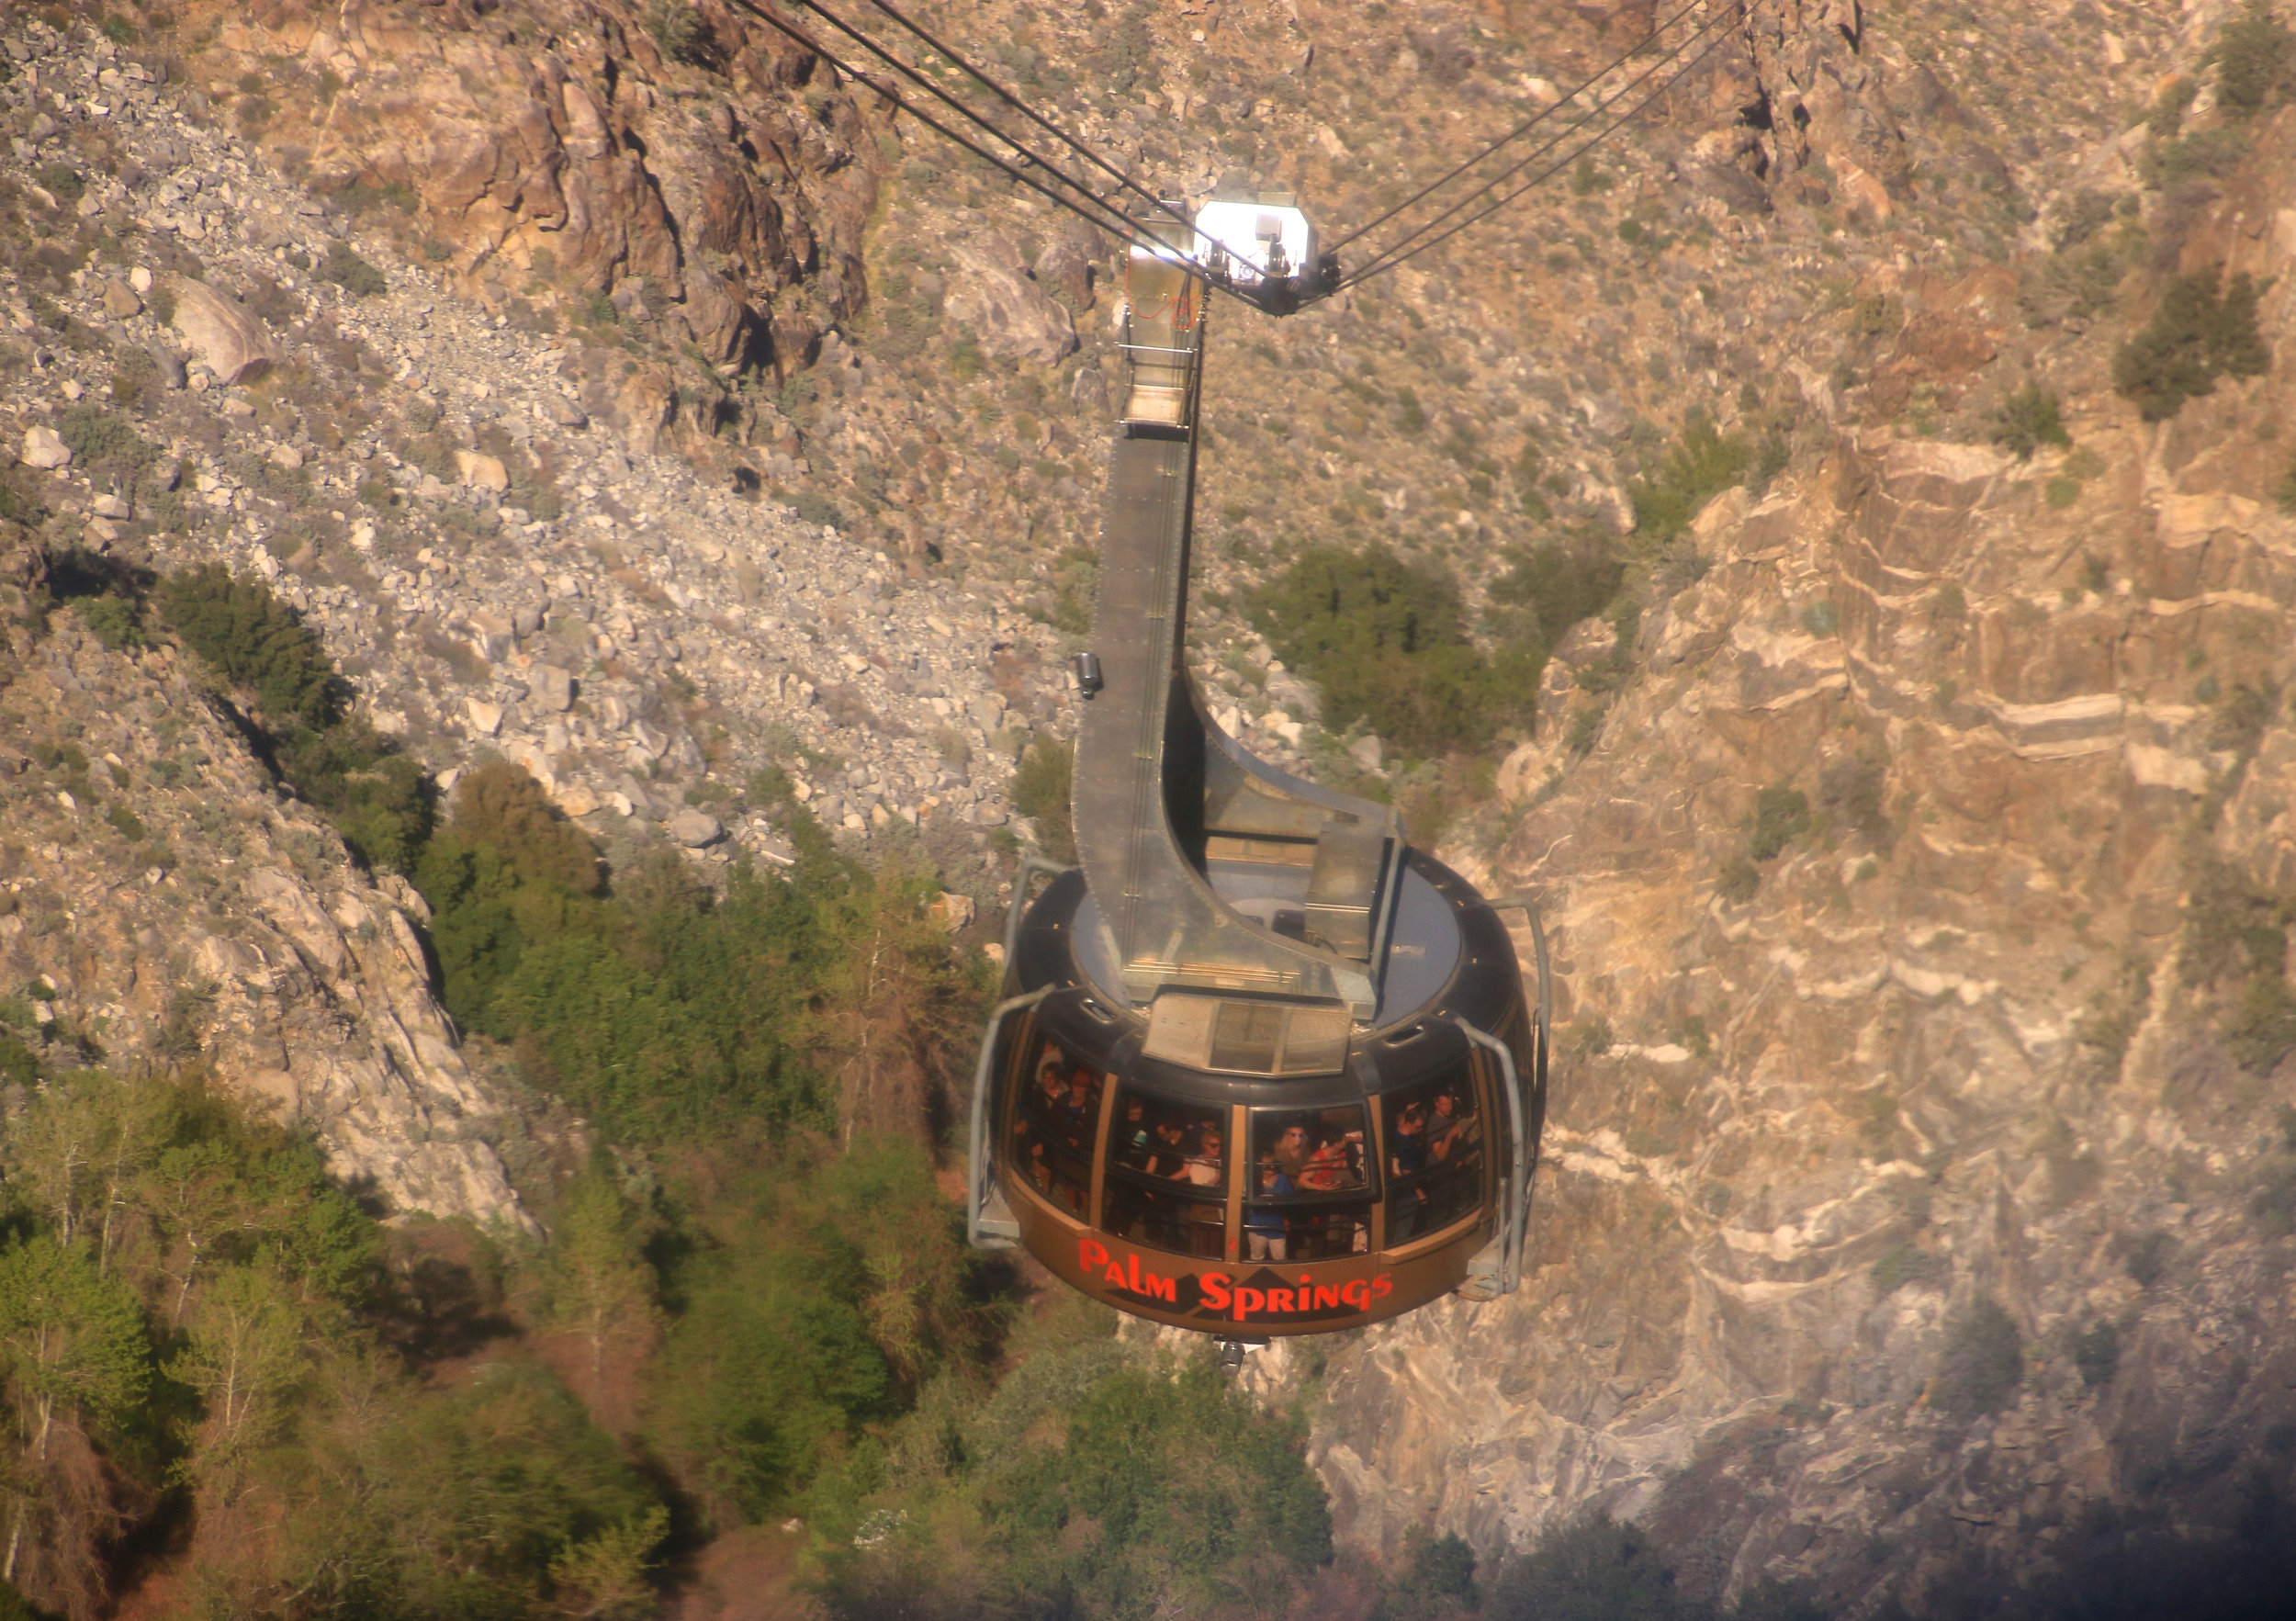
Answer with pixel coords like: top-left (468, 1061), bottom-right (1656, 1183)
top-left (8, 0), bottom-right (2296, 1614)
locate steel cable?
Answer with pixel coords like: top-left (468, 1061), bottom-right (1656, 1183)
top-left (1337, 1), bottom-right (1746, 284)
top-left (1327, 0), bottom-right (1737, 253)
top-left (1337, 14), bottom-right (1746, 291)
top-left (724, 0), bottom-right (1237, 297)
top-left (830, 0), bottom-right (1177, 231)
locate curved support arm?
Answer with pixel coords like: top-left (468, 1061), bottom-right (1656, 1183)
top-left (1455, 1016), bottom-right (1528, 1295)
top-left (968, 986), bottom-right (1056, 1249)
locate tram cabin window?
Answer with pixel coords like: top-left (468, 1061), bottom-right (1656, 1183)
top-left (1383, 1072), bottom-right (1484, 1244)
top-left (1102, 1087), bottom-right (1228, 1258)
top-left (1246, 1106), bottom-right (1373, 1261)
top-left (1010, 1038), bottom-right (1099, 1218)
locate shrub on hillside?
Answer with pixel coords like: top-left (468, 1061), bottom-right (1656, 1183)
top-left (1937, 1296), bottom-right (2023, 1417)
top-left (320, 244), bottom-right (388, 298)
top-left (1747, 784), bottom-right (1811, 861)
top-left (160, 564), bottom-right (343, 728)
top-left (415, 762), bottom-right (607, 1033)
top-left (1250, 544), bottom-right (1536, 757)
top-left (1489, 1513), bottom-right (1696, 1621)
top-left (1488, 531), bottom-right (1626, 649)
top-left (1990, 383), bottom-right (2072, 461)
top-left (1629, 414), bottom-right (1749, 545)
top-left (158, 565), bottom-right (430, 868)
top-left (2111, 266), bottom-right (2271, 422)
top-left (2211, 0), bottom-right (2296, 117)
top-left (57, 405), bottom-right (153, 476)
top-left (1009, 738), bottom-right (1075, 863)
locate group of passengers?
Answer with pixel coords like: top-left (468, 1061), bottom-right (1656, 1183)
top-left (1024, 1046), bottom-right (1480, 1256)
top-left (1387, 1086), bottom-right (1478, 1241)
top-left (1114, 1094), bottom-right (1224, 1188)
top-left (1016, 1053), bottom-right (1102, 1212)
top-left (1388, 1088), bottom-right (1471, 1179)
top-left (1244, 1116), bottom-right (1370, 1260)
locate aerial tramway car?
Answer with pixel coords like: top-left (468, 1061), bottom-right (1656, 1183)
top-left (965, 198), bottom-right (1552, 1345)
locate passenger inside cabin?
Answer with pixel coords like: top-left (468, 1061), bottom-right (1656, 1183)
top-left (1176, 1127), bottom-right (1224, 1188)
top-left (1146, 1119), bottom-right (1188, 1177)
top-left (1426, 1089), bottom-right (1464, 1161)
top-left (1247, 1160), bottom-right (1292, 1260)
top-left (1298, 1124), bottom-right (1366, 1191)
top-left (1390, 1101), bottom-right (1428, 1179)
top-left (1062, 1069), bottom-right (1097, 1147)
top-left (1118, 1095), bottom-right (1153, 1169)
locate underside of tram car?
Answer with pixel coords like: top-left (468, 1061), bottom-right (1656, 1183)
top-left (967, 198), bottom-right (1551, 1340)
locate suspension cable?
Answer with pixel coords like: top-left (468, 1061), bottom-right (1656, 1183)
top-left (1328, 0), bottom-right (1735, 254)
top-left (829, 0), bottom-right (1177, 231)
top-left (1338, 14), bottom-right (1745, 291)
top-left (725, 0), bottom-right (1232, 296)
top-left (1340, 0), bottom-right (1743, 287)
top-left (739, 0), bottom-right (1189, 260)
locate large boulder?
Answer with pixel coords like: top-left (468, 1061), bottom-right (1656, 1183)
top-left (19, 425), bottom-right (70, 469)
top-left (944, 229), bottom-right (1077, 366)
top-left (167, 278), bottom-right (281, 385)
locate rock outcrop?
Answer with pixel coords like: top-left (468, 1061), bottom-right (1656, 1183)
top-left (0, 593), bottom-right (533, 1231)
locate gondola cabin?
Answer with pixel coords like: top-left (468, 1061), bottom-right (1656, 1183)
top-left (967, 198), bottom-right (1551, 1341)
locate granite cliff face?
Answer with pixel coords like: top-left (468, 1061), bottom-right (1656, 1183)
top-left (1232, 4), bottom-right (2296, 1608)
top-left (2, 559), bottom-right (534, 1227)
top-left (9, 0), bottom-right (2296, 1610)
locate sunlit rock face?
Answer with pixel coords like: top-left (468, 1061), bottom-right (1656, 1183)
top-left (1237, 1), bottom-right (2296, 1602)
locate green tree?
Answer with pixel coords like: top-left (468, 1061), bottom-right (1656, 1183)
top-left (1937, 1295), bottom-right (2024, 1417)
top-left (1489, 534), bottom-right (1626, 648)
top-left (985, 1356), bottom-right (1333, 1617)
top-left (2111, 266), bottom-right (2273, 422)
top-left (541, 1169), bottom-right (660, 1402)
top-left (548, 1505), bottom-right (670, 1619)
top-left (1990, 383), bottom-right (2073, 461)
top-left (159, 564), bottom-right (343, 730)
top-left (1010, 739), bottom-right (1075, 864)
top-left (1251, 545), bottom-right (1527, 756)
top-left (168, 1264), bottom-right (306, 1482)
top-left (415, 762), bottom-right (607, 1034)
top-left (157, 566), bottom-right (432, 869)
top-left (2212, 1), bottom-right (2296, 117)
top-left (1628, 415), bottom-right (1749, 545)
top-left (0, 1236), bottom-right (152, 1585)
top-left (1488, 1514), bottom-right (1696, 1621)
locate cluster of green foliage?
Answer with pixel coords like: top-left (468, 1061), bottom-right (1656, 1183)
top-left (414, 762), bottom-right (975, 1145)
top-left (157, 564), bottom-right (431, 871)
top-left (2111, 265), bottom-right (2272, 422)
top-left (1990, 384), bottom-right (2072, 462)
top-left (2178, 858), bottom-right (2296, 1074)
top-left (1249, 545), bottom-right (1543, 757)
top-left (1936, 1296), bottom-right (2024, 1418)
top-left (1627, 415), bottom-right (1749, 546)
top-left (645, 0), bottom-right (714, 68)
top-left (55, 404), bottom-right (152, 478)
top-left (319, 244), bottom-right (388, 298)
top-left (1488, 532), bottom-right (1626, 651)
top-left (1010, 737), bottom-right (1076, 863)
top-left (809, 1300), bottom-right (1332, 1620)
top-left (1480, 1514), bottom-right (1826, 1621)
top-left (0, 1066), bottom-right (664, 1621)
top-left (2210, 1), bottom-right (2296, 117)
top-left (1716, 782), bottom-right (1813, 904)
